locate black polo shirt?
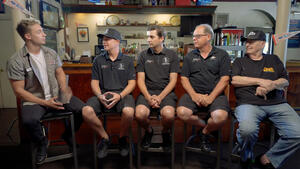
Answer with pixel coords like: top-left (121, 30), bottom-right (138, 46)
top-left (232, 54), bottom-right (288, 106)
top-left (92, 51), bottom-right (136, 92)
top-left (181, 46), bottom-right (231, 94)
top-left (136, 47), bottom-right (180, 90)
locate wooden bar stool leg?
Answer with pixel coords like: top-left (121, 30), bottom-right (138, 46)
top-left (129, 125), bottom-right (133, 169)
top-left (93, 132), bottom-right (98, 169)
top-left (171, 121), bottom-right (175, 169)
top-left (137, 125), bottom-right (142, 169)
top-left (70, 114), bottom-right (78, 169)
top-left (182, 122), bottom-right (187, 169)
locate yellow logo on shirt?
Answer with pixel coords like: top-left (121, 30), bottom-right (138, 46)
top-left (263, 67), bottom-right (274, 72)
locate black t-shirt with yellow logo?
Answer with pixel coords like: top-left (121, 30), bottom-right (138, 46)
top-left (232, 54), bottom-right (288, 106)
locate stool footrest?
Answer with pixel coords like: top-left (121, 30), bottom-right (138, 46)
top-left (44, 153), bottom-right (73, 163)
top-left (185, 146), bottom-right (217, 156)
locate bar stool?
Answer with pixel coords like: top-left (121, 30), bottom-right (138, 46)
top-left (227, 112), bottom-right (276, 169)
top-left (31, 111), bottom-right (78, 169)
top-left (182, 112), bottom-right (223, 169)
top-left (137, 113), bottom-right (175, 169)
top-left (93, 112), bottom-right (134, 169)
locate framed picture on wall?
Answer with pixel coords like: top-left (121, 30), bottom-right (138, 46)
top-left (0, 1), bottom-right (5, 14)
top-left (40, 1), bottom-right (59, 29)
top-left (77, 27), bottom-right (89, 42)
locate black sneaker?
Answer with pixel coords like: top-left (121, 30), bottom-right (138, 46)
top-left (97, 138), bottom-right (110, 158)
top-left (119, 136), bottom-right (129, 157)
top-left (36, 137), bottom-right (48, 165)
top-left (255, 154), bottom-right (275, 169)
top-left (162, 132), bottom-right (171, 151)
top-left (141, 127), bottom-right (153, 149)
top-left (200, 133), bottom-right (212, 152)
top-left (240, 159), bottom-right (253, 169)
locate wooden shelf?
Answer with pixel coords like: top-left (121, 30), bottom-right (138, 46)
top-left (62, 5), bottom-right (217, 14)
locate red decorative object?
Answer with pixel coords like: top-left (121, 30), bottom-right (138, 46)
top-left (175, 0), bottom-right (191, 6)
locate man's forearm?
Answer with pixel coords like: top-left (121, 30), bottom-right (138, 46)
top-left (209, 76), bottom-right (229, 100)
top-left (158, 73), bottom-right (177, 100)
top-left (231, 76), bottom-right (261, 87)
top-left (273, 78), bottom-right (289, 90)
top-left (120, 80), bottom-right (136, 98)
top-left (181, 76), bottom-right (197, 97)
top-left (137, 79), bottom-right (151, 99)
top-left (56, 67), bottom-right (68, 91)
top-left (91, 80), bottom-right (102, 96)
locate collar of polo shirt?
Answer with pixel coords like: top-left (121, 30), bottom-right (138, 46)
top-left (147, 47), bottom-right (167, 55)
top-left (104, 50), bottom-right (123, 61)
top-left (193, 46), bottom-right (217, 57)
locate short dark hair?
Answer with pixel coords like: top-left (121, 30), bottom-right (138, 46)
top-left (147, 25), bottom-right (166, 39)
top-left (16, 19), bottom-right (41, 41)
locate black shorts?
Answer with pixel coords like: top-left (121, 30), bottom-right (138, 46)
top-left (136, 90), bottom-right (177, 113)
top-left (86, 95), bottom-right (135, 115)
top-left (178, 93), bottom-right (230, 115)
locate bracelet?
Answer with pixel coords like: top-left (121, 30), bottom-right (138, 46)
top-left (96, 93), bottom-right (102, 97)
top-left (119, 93), bottom-right (122, 99)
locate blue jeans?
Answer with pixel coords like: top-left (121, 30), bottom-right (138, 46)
top-left (235, 103), bottom-right (300, 168)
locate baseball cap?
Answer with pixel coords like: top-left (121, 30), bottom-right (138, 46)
top-left (97, 28), bottom-right (122, 41)
top-left (241, 30), bottom-right (266, 42)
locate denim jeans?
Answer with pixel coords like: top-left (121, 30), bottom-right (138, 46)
top-left (235, 103), bottom-right (300, 168)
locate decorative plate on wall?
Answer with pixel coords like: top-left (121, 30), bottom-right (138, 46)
top-left (169, 16), bottom-right (180, 26)
top-left (106, 15), bottom-right (120, 26)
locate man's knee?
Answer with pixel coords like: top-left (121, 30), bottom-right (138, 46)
top-left (82, 106), bottom-right (96, 119)
top-left (122, 107), bottom-right (134, 119)
top-left (135, 105), bottom-right (149, 121)
top-left (211, 110), bottom-right (228, 124)
top-left (239, 121), bottom-right (259, 138)
top-left (176, 106), bottom-right (192, 121)
top-left (161, 106), bottom-right (175, 121)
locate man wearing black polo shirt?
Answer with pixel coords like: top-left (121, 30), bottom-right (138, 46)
top-left (232, 30), bottom-right (300, 169)
top-left (135, 25), bottom-right (180, 150)
top-left (82, 28), bottom-right (136, 158)
top-left (177, 24), bottom-right (231, 152)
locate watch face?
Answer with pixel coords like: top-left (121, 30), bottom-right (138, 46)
top-left (170, 16), bottom-right (180, 26)
top-left (106, 15), bottom-right (120, 26)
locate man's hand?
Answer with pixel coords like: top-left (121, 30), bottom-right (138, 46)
top-left (191, 93), bottom-right (206, 107)
top-left (151, 95), bottom-right (161, 108)
top-left (258, 79), bottom-right (276, 92)
top-left (200, 94), bottom-right (213, 107)
top-left (146, 95), bottom-right (159, 108)
top-left (255, 86), bottom-right (268, 100)
top-left (44, 97), bottom-right (65, 110)
top-left (104, 92), bottom-right (121, 109)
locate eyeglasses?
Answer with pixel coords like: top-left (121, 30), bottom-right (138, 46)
top-left (193, 34), bottom-right (207, 39)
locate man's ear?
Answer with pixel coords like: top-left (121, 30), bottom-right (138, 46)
top-left (24, 33), bottom-right (31, 40)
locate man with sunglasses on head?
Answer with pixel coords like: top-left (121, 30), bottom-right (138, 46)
top-left (82, 28), bottom-right (136, 158)
top-left (231, 30), bottom-right (300, 169)
top-left (7, 19), bottom-right (86, 165)
top-left (177, 24), bottom-right (231, 152)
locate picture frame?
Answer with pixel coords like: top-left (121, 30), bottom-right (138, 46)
top-left (0, 1), bottom-right (5, 14)
top-left (40, 1), bottom-right (59, 29)
top-left (77, 27), bottom-right (89, 42)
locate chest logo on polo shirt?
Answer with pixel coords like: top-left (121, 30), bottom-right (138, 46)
top-left (210, 56), bottom-right (216, 60)
top-left (118, 63), bottom-right (125, 70)
top-left (192, 58), bottom-right (201, 62)
top-left (162, 57), bottom-right (170, 65)
top-left (146, 59), bottom-right (154, 64)
top-left (101, 65), bottom-right (109, 69)
top-left (263, 67), bottom-right (275, 72)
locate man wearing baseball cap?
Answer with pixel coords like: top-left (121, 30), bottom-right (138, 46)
top-left (232, 30), bottom-right (300, 169)
top-left (82, 28), bottom-right (136, 158)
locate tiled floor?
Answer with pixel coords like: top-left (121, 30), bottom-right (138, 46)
top-left (0, 108), bottom-right (299, 169)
